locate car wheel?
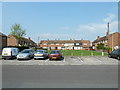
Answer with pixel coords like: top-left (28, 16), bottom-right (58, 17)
top-left (28, 56), bottom-right (31, 60)
top-left (117, 56), bottom-right (120, 60)
top-left (108, 55), bottom-right (112, 58)
top-left (34, 58), bottom-right (36, 60)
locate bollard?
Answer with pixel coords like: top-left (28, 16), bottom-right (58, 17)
top-left (102, 52), bottom-right (104, 56)
top-left (71, 53), bottom-right (73, 56)
top-left (81, 53), bottom-right (83, 56)
top-left (91, 52), bottom-right (93, 56)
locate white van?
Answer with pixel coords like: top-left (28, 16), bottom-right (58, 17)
top-left (2, 47), bottom-right (19, 59)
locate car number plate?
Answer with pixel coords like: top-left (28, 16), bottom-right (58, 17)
top-left (52, 57), bottom-right (56, 59)
top-left (4, 53), bottom-right (7, 55)
top-left (36, 54), bottom-right (41, 56)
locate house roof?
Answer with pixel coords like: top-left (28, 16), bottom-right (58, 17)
top-left (92, 36), bottom-right (107, 43)
top-left (0, 32), bottom-right (7, 37)
top-left (41, 40), bottom-right (89, 44)
top-left (8, 35), bottom-right (36, 44)
top-left (92, 32), bottom-right (120, 43)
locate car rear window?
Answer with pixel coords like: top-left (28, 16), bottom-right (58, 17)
top-left (35, 51), bottom-right (44, 54)
top-left (50, 51), bottom-right (59, 54)
top-left (20, 50), bottom-right (30, 53)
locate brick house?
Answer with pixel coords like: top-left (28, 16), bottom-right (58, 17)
top-left (7, 35), bottom-right (36, 47)
top-left (40, 40), bottom-right (91, 50)
top-left (92, 32), bottom-right (120, 50)
top-left (0, 32), bottom-right (7, 54)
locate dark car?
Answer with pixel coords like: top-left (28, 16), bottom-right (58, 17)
top-left (108, 49), bottom-right (120, 60)
top-left (49, 50), bottom-right (63, 60)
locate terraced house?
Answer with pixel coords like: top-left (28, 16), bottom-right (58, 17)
top-left (40, 39), bottom-right (91, 50)
top-left (0, 32), bottom-right (7, 54)
top-left (7, 35), bottom-right (36, 47)
top-left (92, 32), bottom-right (120, 50)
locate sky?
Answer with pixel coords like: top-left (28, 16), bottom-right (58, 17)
top-left (2, 2), bottom-right (118, 43)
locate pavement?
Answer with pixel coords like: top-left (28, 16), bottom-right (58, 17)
top-left (1, 56), bottom-right (119, 65)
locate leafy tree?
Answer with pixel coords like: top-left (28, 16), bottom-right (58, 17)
top-left (10, 24), bottom-right (26, 45)
top-left (97, 43), bottom-right (105, 49)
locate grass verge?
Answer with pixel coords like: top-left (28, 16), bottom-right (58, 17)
top-left (48, 50), bottom-right (108, 56)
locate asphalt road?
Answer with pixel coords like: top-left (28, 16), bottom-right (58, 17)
top-left (2, 65), bottom-right (118, 88)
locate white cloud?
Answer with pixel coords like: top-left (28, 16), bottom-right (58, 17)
top-left (78, 13), bottom-right (118, 33)
top-left (78, 23), bottom-right (107, 33)
top-left (103, 13), bottom-right (116, 23)
top-left (77, 13), bottom-right (118, 41)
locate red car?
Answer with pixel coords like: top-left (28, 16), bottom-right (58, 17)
top-left (49, 50), bottom-right (63, 60)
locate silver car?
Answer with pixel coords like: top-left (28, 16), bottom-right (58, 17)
top-left (17, 49), bottom-right (35, 60)
top-left (34, 50), bottom-right (48, 60)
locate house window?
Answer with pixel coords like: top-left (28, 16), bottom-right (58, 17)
top-left (44, 43), bottom-right (47, 45)
top-left (3, 37), bottom-right (6, 39)
top-left (51, 43), bottom-right (54, 45)
top-left (105, 40), bottom-right (107, 43)
top-left (58, 47), bottom-right (61, 49)
top-left (76, 43), bottom-right (79, 45)
top-left (56, 43), bottom-right (60, 45)
top-left (51, 47), bottom-right (55, 49)
top-left (84, 43), bottom-right (87, 45)
top-left (43, 47), bottom-right (47, 49)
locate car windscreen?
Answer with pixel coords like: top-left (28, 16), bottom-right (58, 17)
top-left (50, 51), bottom-right (59, 54)
top-left (35, 51), bottom-right (44, 54)
top-left (20, 50), bottom-right (30, 53)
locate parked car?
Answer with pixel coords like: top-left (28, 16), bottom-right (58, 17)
top-left (49, 50), bottom-right (63, 60)
top-left (34, 50), bottom-right (48, 60)
top-left (108, 49), bottom-right (120, 60)
top-left (2, 47), bottom-right (19, 59)
top-left (17, 49), bottom-right (35, 60)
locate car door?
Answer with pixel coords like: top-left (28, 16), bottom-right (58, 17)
top-left (29, 50), bottom-right (33, 57)
top-left (112, 50), bottom-right (119, 58)
top-left (115, 50), bottom-right (119, 58)
top-left (111, 50), bottom-right (116, 57)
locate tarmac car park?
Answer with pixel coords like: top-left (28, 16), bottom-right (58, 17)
top-left (2, 56), bottom-right (118, 65)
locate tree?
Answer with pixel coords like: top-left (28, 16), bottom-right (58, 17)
top-left (10, 24), bottom-right (26, 45)
top-left (97, 43), bottom-right (104, 49)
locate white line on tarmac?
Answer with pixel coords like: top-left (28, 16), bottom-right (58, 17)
top-left (45, 59), bottom-right (49, 62)
top-left (78, 57), bottom-right (84, 62)
top-left (63, 57), bottom-right (65, 62)
top-left (95, 57), bottom-right (102, 62)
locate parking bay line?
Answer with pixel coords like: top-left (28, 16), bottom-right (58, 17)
top-left (45, 59), bottom-right (49, 62)
top-left (78, 57), bottom-right (84, 62)
top-left (94, 57), bottom-right (102, 62)
top-left (63, 57), bottom-right (65, 62)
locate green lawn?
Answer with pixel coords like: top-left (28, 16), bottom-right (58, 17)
top-left (0, 55), bottom-right (2, 59)
top-left (48, 50), bottom-right (108, 56)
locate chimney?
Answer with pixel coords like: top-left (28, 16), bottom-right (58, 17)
top-left (28, 37), bottom-right (31, 40)
top-left (97, 36), bottom-right (100, 39)
top-left (106, 32), bottom-right (109, 36)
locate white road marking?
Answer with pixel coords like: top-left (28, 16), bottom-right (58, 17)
top-left (93, 57), bottom-right (102, 62)
top-left (45, 59), bottom-right (49, 62)
top-left (78, 57), bottom-right (84, 62)
top-left (63, 57), bottom-right (65, 62)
